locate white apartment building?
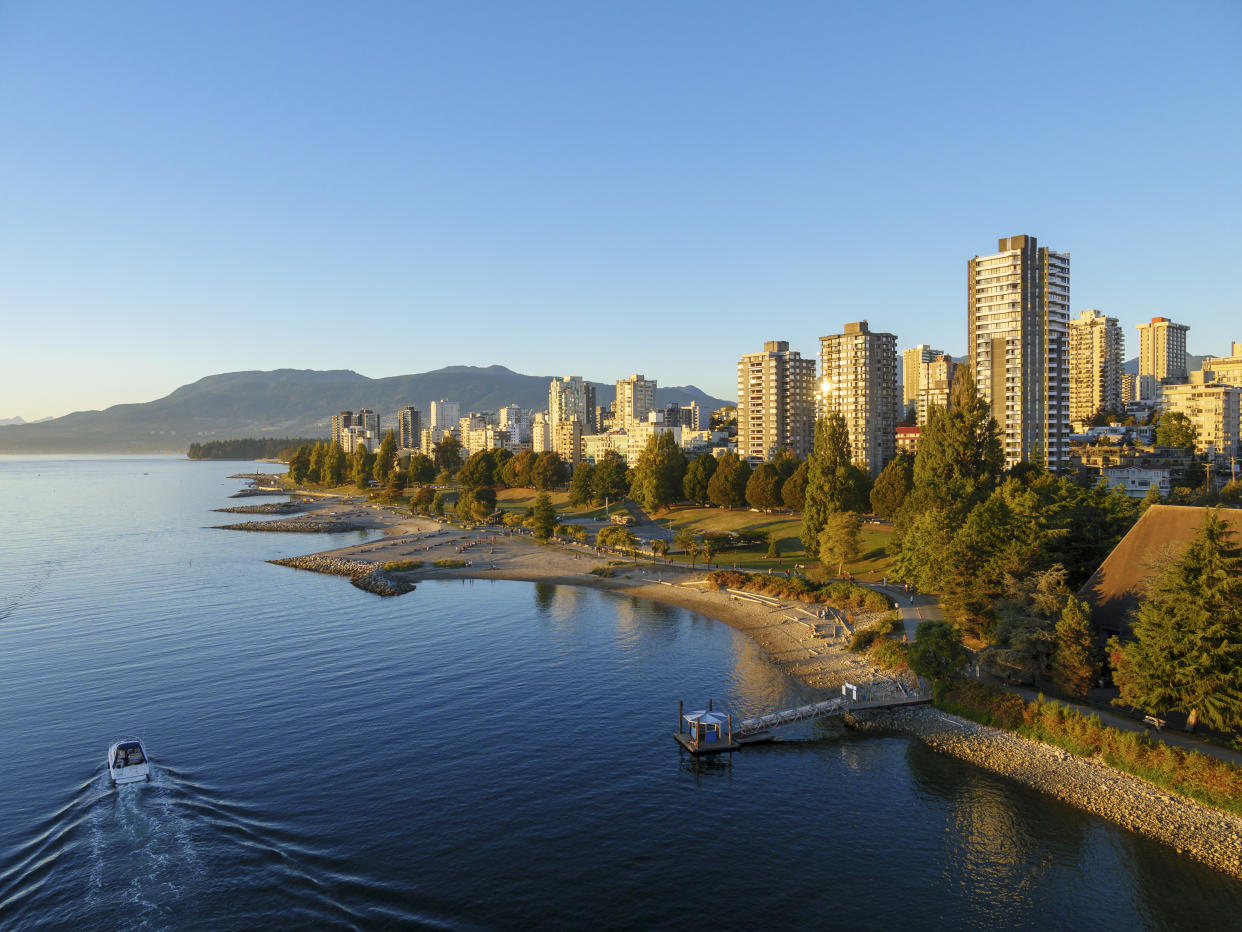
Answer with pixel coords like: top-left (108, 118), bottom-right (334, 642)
top-left (531, 413), bottom-right (553, 453)
top-left (1136, 317), bottom-right (1190, 400)
top-left (429, 400), bottom-right (460, 431)
top-left (1102, 465), bottom-right (1172, 499)
top-left (549, 377), bottom-right (595, 432)
top-left (1068, 309), bottom-right (1124, 430)
top-left (554, 416), bottom-right (584, 466)
top-left (615, 374), bottom-right (657, 433)
top-left (819, 322), bottom-right (898, 477)
top-left (968, 234), bottom-right (1071, 470)
top-left (736, 340), bottom-right (816, 464)
top-left (1162, 372), bottom-right (1241, 457)
top-left (582, 431), bottom-right (629, 464)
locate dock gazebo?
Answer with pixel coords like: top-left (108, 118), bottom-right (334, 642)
top-left (675, 703), bottom-right (739, 754)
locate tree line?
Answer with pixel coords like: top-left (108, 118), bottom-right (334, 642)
top-left (187, 438), bottom-right (319, 460)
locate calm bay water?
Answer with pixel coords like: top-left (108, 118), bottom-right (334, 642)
top-left (1, 455), bottom-right (1239, 930)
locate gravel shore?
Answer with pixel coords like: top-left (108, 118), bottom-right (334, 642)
top-left (212, 518), bottom-right (371, 532)
top-left (872, 705), bottom-right (1242, 879)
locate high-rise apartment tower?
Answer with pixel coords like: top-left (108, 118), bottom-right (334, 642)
top-left (615, 374), bottom-right (657, 433)
top-left (1136, 317), bottom-right (1190, 400)
top-left (1068, 309), bottom-right (1124, 429)
top-left (736, 341), bottom-right (815, 464)
top-left (819, 321), bottom-right (898, 477)
top-left (967, 234), bottom-right (1070, 470)
top-left (398, 405), bottom-right (422, 450)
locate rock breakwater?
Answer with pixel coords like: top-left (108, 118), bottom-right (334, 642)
top-left (212, 518), bottom-right (371, 533)
top-left (269, 554), bottom-right (415, 596)
top-left (228, 488), bottom-right (288, 498)
top-left (879, 705), bottom-right (1242, 879)
top-left (213, 502), bottom-right (308, 515)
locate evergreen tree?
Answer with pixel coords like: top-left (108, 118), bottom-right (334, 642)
top-left (1052, 597), bottom-right (1098, 699)
top-left (911, 367), bottom-right (1002, 508)
top-left (372, 430), bottom-right (398, 483)
top-left (745, 463), bottom-right (784, 510)
top-left (287, 444), bottom-right (312, 483)
top-left (682, 453), bottom-right (718, 503)
top-left (530, 492), bottom-right (558, 541)
top-left (1111, 509), bottom-right (1242, 731)
top-left (870, 452), bottom-right (913, 519)
top-left (307, 441), bottom-right (327, 484)
top-left (352, 444), bottom-right (373, 490)
top-left (629, 431), bottom-right (687, 513)
top-left (320, 443), bottom-right (346, 486)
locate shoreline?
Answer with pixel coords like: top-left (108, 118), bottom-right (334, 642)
top-left (251, 484), bottom-right (1242, 879)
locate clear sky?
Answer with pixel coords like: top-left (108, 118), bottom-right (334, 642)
top-left (2, 1), bottom-right (1239, 419)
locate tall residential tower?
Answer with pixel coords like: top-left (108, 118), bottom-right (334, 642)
top-left (967, 234), bottom-right (1070, 470)
top-left (736, 340), bottom-right (815, 464)
top-left (1136, 316), bottom-right (1190, 400)
top-left (1068, 309), bottom-right (1123, 429)
top-left (819, 321), bottom-right (898, 477)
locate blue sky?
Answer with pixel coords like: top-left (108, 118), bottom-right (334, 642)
top-left (2, 1), bottom-right (1239, 419)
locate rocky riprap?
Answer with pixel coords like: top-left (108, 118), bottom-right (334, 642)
top-left (228, 488), bottom-right (288, 498)
top-left (871, 705), bottom-right (1242, 879)
top-left (212, 518), bottom-right (370, 533)
top-left (213, 502), bottom-right (308, 515)
top-left (268, 554), bottom-right (415, 596)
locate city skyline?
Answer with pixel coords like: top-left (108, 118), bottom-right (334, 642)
top-left (2, 2), bottom-right (1239, 420)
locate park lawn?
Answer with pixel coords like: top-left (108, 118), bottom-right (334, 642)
top-left (846, 524), bottom-right (895, 581)
top-left (656, 506), bottom-right (805, 569)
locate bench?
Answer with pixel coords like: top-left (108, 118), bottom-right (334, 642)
top-left (1143, 715), bottom-right (1166, 730)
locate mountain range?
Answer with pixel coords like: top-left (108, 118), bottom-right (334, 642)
top-left (0, 367), bottom-right (732, 453)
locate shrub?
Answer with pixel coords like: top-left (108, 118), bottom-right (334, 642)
top-left (849, 615), bottom-right (898, 652)
top-left (433, 558), bottom-right (466, 568)
top-left (384, 559), bottom-right (424, 572)
top-left (590, 566), bottom-right (616, 578)
top-left (871, 639), bottom-right (910, 672)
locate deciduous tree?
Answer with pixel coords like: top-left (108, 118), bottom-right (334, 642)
top-left (569, 463), bottom-right (595, 506)
top-left (433, 435), bottom-right (463, 476)
top-left (745, 463), bottom-right (783, 510)
top-left (532, 452), bottom-right (568, 490)
top-left (1156, 410), bottom-right (1197, 450)
top-left (817, 511), bottom-right (862, 576)
top-left (682, 453), bottom-right (718, 504)
top-left (592, 452), bottom-right (630, 503)
top-left (781, 462), bottom-right (808, 511)
top-left (707, 452), bottom-right (750, 509)
top-left (629, 431), bottom-right (687, 513)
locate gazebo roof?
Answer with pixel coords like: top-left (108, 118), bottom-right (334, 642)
top-left (684, 710), bottom-right (728, 725)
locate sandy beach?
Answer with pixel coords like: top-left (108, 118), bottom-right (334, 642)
top-left (265, 491), bottom-right (913, 699)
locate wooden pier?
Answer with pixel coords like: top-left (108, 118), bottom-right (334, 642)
top-left (676, 691), bottom-right (931, 751)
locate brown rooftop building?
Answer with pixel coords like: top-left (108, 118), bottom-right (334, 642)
top-left (1078, 505), bottom-right (1242, 638)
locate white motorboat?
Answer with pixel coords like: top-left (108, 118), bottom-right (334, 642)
top-left (107, 738), bottom-right (151, 785)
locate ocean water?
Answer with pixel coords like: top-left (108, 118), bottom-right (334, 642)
top-left (0, 455), bottom-right (1239, 930)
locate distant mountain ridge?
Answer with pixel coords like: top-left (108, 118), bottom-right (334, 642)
top-left (0, 366), bottom-right (732, 453)
top-left (1121, 354), bottom-right (1211, 376)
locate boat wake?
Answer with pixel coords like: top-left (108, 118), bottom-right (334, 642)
top-left (0, 764), bottom-right (420, 930)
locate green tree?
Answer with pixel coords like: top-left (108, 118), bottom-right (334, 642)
top-left (1111, 509), bottom-right (1242, 731)
top-left (707, 452), bottom-right (751, 508)
top-left (781, 462), bottom-right (808, 511)
top-left (412, 485), bottom-right (435, 512)
top-left (674, 528), bottom-right (698, 566)
top-left (530, 492), bottom-right (558, 541)
top-left (699, 536), bottom-right (715, 567)
top-left (629, 431), bottom-right (687, 513)
top-left (457, 450), bottom-right (497, 489)
top-left (1222, 480), bottom-right (1242, 506)
top-left (287, 444), bottom-right (312, 484)
top-left (817, 511), bottom-right (862, 576)
top-left (745, 463), bottom-right (784, 510)
top-left (771, 447), bottom-right (802, 482)
top-left (532, 452), bottom-right (568, 490)
top-left (433, 434), bottom-right (463, 476)
top-left (352, 444), bottom-right (374, 490)
top-left (1052, 597), bottom-right (1098, 699)
top-left (569, 462), bottom-right (596, 506)
top-left (1156, 410), bottom-right (1197, 449)
top-left (800, 413), bottom-right (856, 555)
top-left (592, 451), bottom-right (630, 504)
top-left (407, 453), bottom-right (436, 485)
top-left (502, 450), bottom-right (536, 488)
top-left (372, 430), bottom-right (398, 483)
top-left (320, 443), bottom-right (346, 486)
top-left (910, 367), bottom-right (1002, 510)
top-left (307, 442), bottom-right (327, 484)
top-left (870, 452), bottom-right (914, 519)
top-left (908, 620), bottom-right (968, 683)
top-left (456, 486), bottom-right (497, 522)
top-left (766, 535), bottom-right (781, 562)
top-left (682, 453), bottom-right (718, 504)
top-left (431, 491), bottom-right (446, 516)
